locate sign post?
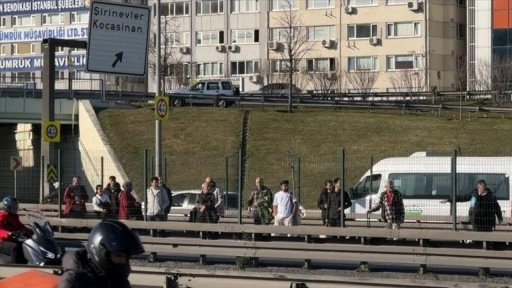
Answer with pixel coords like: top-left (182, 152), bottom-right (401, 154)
top-left (10, 156), bottom-right (23, 198)
top-left (86, 1), bottom-right (150, 76)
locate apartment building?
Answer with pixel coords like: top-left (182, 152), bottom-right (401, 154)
top-left (150, 0), bottom-right (466, 94)
top-left (0, 0), bottom-right (146, 91)
top-left (467, 0), bottom-right (512, 92)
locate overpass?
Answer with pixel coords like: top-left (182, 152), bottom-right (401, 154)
top-left (0, 97), bottom-right (78, 124)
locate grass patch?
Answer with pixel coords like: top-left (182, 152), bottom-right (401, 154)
top-left (97, 106), bottom-right (512, 208)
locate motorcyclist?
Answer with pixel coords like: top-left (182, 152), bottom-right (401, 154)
top-left (59, 219), bottom-right (145, 288)
top-left (0, 196), bottom-right (33, 263)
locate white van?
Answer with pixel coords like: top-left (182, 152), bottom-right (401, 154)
top-left (350, 152), bottom-right (511, 219)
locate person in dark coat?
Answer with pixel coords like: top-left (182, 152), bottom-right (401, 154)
top-left (327, 178), bottom-right (352, 227)
top-left (317, 180), bottom-right (333, 226)
top-left (59, 220), bottom-right (144, 288)
top-left (367, 179), bottom-right (405, 232)
top-left (196, 182), bottom-right (218, 239)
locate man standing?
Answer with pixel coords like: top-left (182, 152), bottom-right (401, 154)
top-left (247, 177), bottom-right (273, 225)
top-left (327, 178), bottom-right (352, 227)
top-left (63, 176), bottom-right (89, 218)
top-left (367, 179), bottom-right (404, 238)
top-left (469, 180), bottom-right (503, 232)
top-left (146, 176), bottom-right (169, 237)
top-left (317, 180), bottom-right (333, 226)
top-left (272, 180), bottom-right (298, 229)
top-left (158, 176), bottom-right (173, 216)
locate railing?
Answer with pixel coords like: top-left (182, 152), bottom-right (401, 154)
top-left (18, 216), bottom-right (512, 275)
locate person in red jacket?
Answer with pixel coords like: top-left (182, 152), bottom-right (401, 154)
top-left (0, 196), bottom-right (33, 263)
top-left (119, 181), bottom-right (137, 220)
top-left (63, 176), bottom-right (89, 217)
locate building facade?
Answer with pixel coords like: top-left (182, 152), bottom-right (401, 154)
top-left (0, 0), bottom-right (146, 92)
top-left (149, 0), bottom-right (467, 94)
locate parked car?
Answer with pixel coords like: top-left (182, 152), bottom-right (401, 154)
top-left (171, 190), bottom-right (240, 214)
top-left (168, 79), bottom-right (237, 108)
top-left (246, 83), bottom-right (302, 97)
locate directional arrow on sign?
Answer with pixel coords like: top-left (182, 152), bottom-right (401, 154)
top-left (10, 157), bottom-right (22, 171)
top-left (112, 52), bottom-right (123, 68)
top-left (47, 164), bottom-right (58, 183)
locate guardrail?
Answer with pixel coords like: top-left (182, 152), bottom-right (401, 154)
top-left (26, 217), bottom-right (512, 276)
top-left (2, 87), bottom-right (512, 114)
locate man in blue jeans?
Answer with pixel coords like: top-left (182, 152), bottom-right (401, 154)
top-left (145, 176), bottom-right (169, 237)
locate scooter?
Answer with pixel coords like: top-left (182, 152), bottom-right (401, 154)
top-left (0, 212), bottom-right (63, 266)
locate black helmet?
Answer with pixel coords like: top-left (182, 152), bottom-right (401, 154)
top-left (86, 220), bottom-right (144, 273)
top-left (2, 196), bottom-right (19, 215)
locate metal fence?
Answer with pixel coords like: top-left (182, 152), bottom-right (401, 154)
top-left (2, 147), bottom-right (510, 231)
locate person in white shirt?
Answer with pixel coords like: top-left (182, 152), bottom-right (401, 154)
top-left (92, 184), bottom-right (111, 219)
top-left (146, 176), bottom-right (169, 237)
top-left (272, 179), bottom-right (298, 227)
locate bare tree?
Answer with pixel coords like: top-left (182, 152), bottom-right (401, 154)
top-left (306, 63), bottom-right (341, 100)
top-left (345, 66), bottom-right (380, 101)
top-left (148, 17), bottom-right (188, 92)
top-left (454, 55), bottom-right (467, 120)
top-left (272, 0), bottom-right (314, 113)
top-left (474, 56), bottom-right (512, 106)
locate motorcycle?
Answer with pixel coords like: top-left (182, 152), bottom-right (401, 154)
top-left (0, 211), bottom-right (63, 266)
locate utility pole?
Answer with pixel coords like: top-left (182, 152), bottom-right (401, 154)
top-left (155, 0), bottom-right (162, 178)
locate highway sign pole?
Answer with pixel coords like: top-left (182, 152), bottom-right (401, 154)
top-left (155, 0), bottom-right (162, 178)
top-left (14, 171), bottom-right (17, 199)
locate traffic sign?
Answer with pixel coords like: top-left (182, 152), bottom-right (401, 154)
top-left (10, 156), bottom-right (22, 171)
top-left (86, 1), bottom-right (150, 76)
top-left (43, 120), bottom-right (61, 142)
top-left (47, 164), bottom-right (58, 183)
top-left (155, 96), bottom-right (170, 120)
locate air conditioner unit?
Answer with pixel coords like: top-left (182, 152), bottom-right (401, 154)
top-left (248, 73), bottom-right (260, 83)
top-left (227, 44), bottom-right (237, 52)
top-left (179, 46), bottom-right (190, 54)
top-left (215, 45), bottom-right (224, 52)
top-left (344, 6), bottom-right (354, 14)
top-left (407, 0), bottom-right (419, 11)
top-left (321, 39), bottom-right (333, 48)
top-left (268, 41), bottom-right (279, 50)
top-left (369, 37), bottom-right (379, 46)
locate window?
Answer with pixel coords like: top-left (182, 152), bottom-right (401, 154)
top-left (168, 32), bottom-right (190, 46)
top-left (12, 15), bottom-right (35, 27)
top-left (457, 0), bottom-right (466, 7)
top-left (348, 56), bottom-right (379, 71)
top-left (12, 72), bottom-right (36, 83)
top-left (196, 0), bottom-right (224, 15)
top-left (271, 28), bottom-right (298, 42)
top-left (55, 71), bottom-right (65, 81)
top-left (457, 24), bottom-right (466, 39)
top-left (42, 13), bottom-right (64, 25)
top-left (307, 0), bottom-right (334, 8)
top-left (348, 24), bottom-right (377, 39)
top-left (351, 174), bottom-right (381, 199)
top-left (386, 0), bottom-right (408, 4)
top-left (231, 29), bottom-right (259, 44)
top-left (13, 43), bottom-right (36, 55)
top-left (71, 11), bottom-right (89, 24)
top-left (0, 45), bottom-right (7, 55)
top-left (69, 48), bottom-right (86, 53)
top-left (196, 31), bottom-right (224, 45)
top-left (170, 63), bottom-right (190, 78)
top-left (0, 74), bottom-right (6, 83)
top-left (0, 17), bottom-right (6, 28)
top-left (388, 173), bottom-right (509, 200)
top-left (70, 70), bottom-right (91, 79)
top-left (231, 60), bottom-right (259, 75)
top-left (162, 2), bottom-right (190, 16)
top-left (347, 0), bottom-right (377, 6)
top-left (307, 58), bottom-right (336, 72)
top-left (197, 62), bottom-right (224, 76)
top-left (387, 22), bottom-right (421, 37)
top-left (272, 0), bottom-right (298, 11)
top-left (308, 26), bottom-right (335, 41)
top-left (270, 59), bottom-right (299, 73)
top-left (387, 55), bottom-right (421, 70)
top-left (231, 0), bottom-right (259, 13)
